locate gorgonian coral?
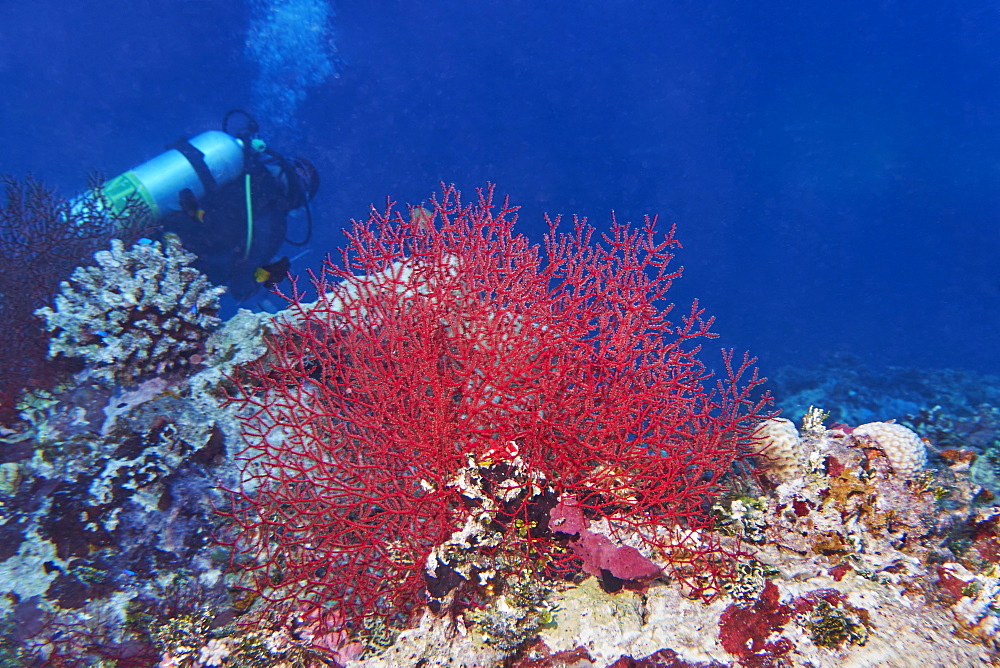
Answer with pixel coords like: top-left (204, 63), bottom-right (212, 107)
top-left (226, 185), bottom-right (769, 635)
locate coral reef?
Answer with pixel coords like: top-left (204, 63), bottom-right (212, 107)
top-left (35, 236), bottom-right (227, 385)
top-left (152, 606), bottom-right (360, 667)
top-left (0, 381), bottom-right (234, 663)
top-left (0, 297), bottom-right (273, 663)
top-left (4, 183), bottom-right (1000, 666)
top-left (766, 352), bottom-right (1000, 425)
top-left (464, 573), bottom-right (555, 655)
top-left (717, 580), bottom-right (793, 667)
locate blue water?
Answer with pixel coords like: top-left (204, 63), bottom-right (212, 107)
top-left (1, 0), bottom-right (998, 376)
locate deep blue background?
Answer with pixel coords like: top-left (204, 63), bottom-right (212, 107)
top-left (1, 0), bottom-right (998, 376)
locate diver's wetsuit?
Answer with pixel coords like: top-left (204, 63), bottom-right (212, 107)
top-left (163, 157), bottom-right (288, 302)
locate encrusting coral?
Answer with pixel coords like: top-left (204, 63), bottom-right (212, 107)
top-left (35, 236), bottom-right (226, 385)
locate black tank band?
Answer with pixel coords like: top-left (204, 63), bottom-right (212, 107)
top-left (169, 137), bottom-right (218, 193)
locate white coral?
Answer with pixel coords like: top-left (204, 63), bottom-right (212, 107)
top-left (853, 421), bottom-right (927, 477)
top-left (35, 237), bottom-right (226, 384)
top-left (196, 638), bottom-right (233, 666)
top-left (751, 417), bottom-right (803, 483)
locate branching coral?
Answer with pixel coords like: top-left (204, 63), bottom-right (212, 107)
top-left (226, 185), bottom-right (770, 637)
top-left (35, 236), bottom-right (226, 385)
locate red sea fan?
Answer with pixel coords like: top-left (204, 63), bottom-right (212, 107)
top-left (227, 184), bottom-right (769, 631)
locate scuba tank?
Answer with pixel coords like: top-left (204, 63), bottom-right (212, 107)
top-left (84, 110), bottom-right (316, 242)
top-left (96, 130), bottom-right (246, 222)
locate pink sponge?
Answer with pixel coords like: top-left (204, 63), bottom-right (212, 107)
top-left (550, 498), bottom-right (662, 588)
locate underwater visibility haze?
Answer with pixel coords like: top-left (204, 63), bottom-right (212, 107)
top-left (2, 1), bottom-right (998, 376)
top-left (1, 1), bottom-right (1000, 666)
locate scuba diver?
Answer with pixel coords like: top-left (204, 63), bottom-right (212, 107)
top-left (96, 109), bottom-right (319, 302)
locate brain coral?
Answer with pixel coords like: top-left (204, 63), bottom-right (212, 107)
top-left (35, 236), bottom-right (226, 384)
top-left (852, 421), bottom-right (927, 477)
top-left (752, 417), bottom-right (803, 483)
